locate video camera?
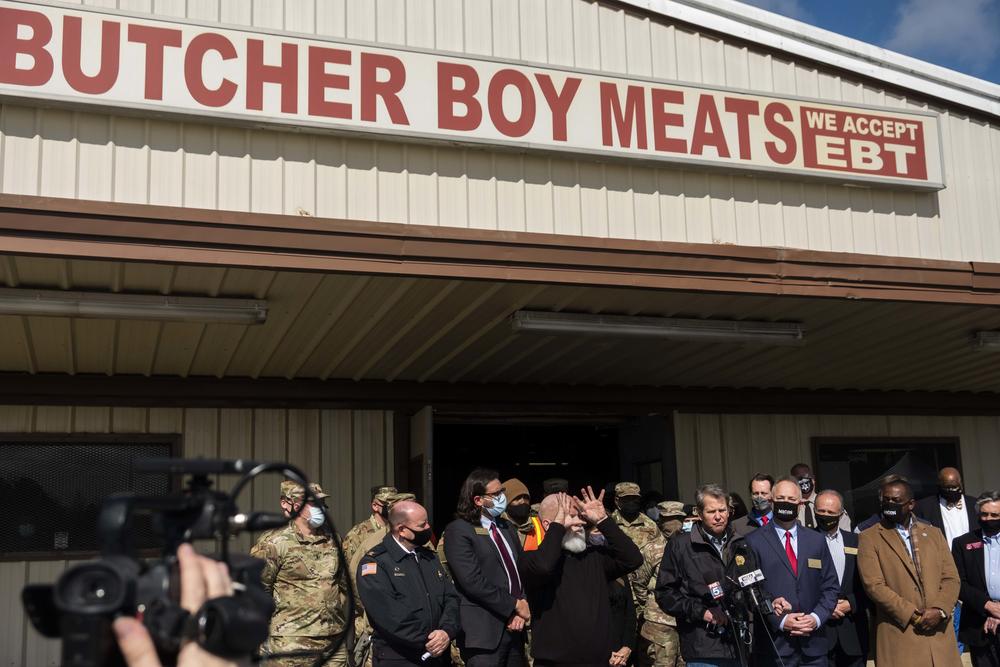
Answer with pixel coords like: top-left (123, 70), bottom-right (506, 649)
top-left (19, 458), bottom-right (348, 667)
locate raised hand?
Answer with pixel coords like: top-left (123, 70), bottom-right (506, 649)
top-left (574, 486), bottom-right (608, 525)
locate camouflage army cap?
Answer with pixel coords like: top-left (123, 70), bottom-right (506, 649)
top-left (615, 482), bottom-right (641, 498)
top-left (280, 480), bottom-right (329, 502)
top-left (384, 491), bottom-right (415, 507)
top-left (372, 486), bottom-right (399, 504)
top-left (656, 500), bottom-right (686, 519)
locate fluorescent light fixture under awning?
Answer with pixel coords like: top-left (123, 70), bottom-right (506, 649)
top-left (511, 310), bottom-right (804, 346)
top-left (0, 288), bottom-right (268, 325)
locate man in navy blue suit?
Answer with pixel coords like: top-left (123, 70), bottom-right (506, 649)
top-left (746, 477), bottom-right (840, 667)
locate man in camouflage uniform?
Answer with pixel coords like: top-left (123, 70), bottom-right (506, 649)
top-left (342, 486), bottom-right (399, 566)
top-left (611, 482), bottom-right (660, 549)
top-left (632, 501), bottom-right (686, 667)
top-left (250, 481), bottom-right (349, 667)
top-left (347, 490), bottom-right (415, 667)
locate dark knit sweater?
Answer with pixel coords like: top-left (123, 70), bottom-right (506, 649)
top-left (520, 517), bottom-right (643, 666)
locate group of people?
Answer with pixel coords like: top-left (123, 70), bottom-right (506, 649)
top-left (236, 464), bottom-right (1000, 667)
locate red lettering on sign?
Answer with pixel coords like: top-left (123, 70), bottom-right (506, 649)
top-left (488, 69), bottom-right (536, 138)
top-left (764, 102), bottom-right (796, 165)
top-left (360, 53), bottom-right (409, 125)
top-left (62, 16), bottom-right (120, 95)
top-left (650, 88), bottom-right (686, 153)
top-left (535, 74), bottom-right (580, 142)
top-left (127, 25), bottom-right (182, 101)
top-left (690, 94), bottom-right (730, 158)
top-left (600, 82), bottom-right (647, 149)
top-left (246, 39), bottom-right (297, 113)
top-left (438, 62), bottom-right (482, 131)
top-left (307, 46), bottom-right (351, 119)
top-left (0, 8), bottom-right (53, 86)
top-left (184, 33), bottom-right (237, 108)
top-left (724, 97), bottom-right (760, 160)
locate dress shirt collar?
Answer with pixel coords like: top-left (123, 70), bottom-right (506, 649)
top-left (825, 529), bottom-right (843, 543)
top-left (480, 514), bottom-right (495, 530)
top-left (984, 531), bottom-right (1000, 544)
top-left (775, 522), bottom-right (798, 541)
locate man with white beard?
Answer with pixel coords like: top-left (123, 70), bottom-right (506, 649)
top-left (520, 488), bottom-right (644, 667)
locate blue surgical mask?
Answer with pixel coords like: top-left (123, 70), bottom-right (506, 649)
top-left (485, 492), bottom-right (508, 519)
top-left (307, 505), bottom-right (326, 528)
top-left (681, 520), bottom-right (694, 533)
top-left (587, 532), bottom-right (607, 547)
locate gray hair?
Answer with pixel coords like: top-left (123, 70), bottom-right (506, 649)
top-left (816, 489), bottom-right (844, 510)
top-left (976, 490), bottom-right (1000, 512)
top-left (695, 483), bottom-right (729, 512)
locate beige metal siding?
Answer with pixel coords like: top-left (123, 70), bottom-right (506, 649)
top-left (1, 1), bottom-right (998, 261)
top-left (673, 412), bottom-right (1000, 505)
top-left (0, 404), bottom-right (395, 667)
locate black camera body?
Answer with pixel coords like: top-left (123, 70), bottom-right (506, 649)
top-left (21, 459), bottom-right (281, 667)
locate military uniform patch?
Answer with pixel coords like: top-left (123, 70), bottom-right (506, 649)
top-left (361, 563), bottom-right (377, 576)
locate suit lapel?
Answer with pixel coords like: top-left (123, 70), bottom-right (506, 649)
top-left (842, 530), bottom-right (857, 586)
top-left (764, 525), bottom-right (796, 577)
top-left (877, 523), bottom-right (919, 584)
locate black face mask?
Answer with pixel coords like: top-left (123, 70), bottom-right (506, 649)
top-left (506, 504), bottom-right (532, 524)
top-left (797, 478), bottom-right (815, 497)
top-left (773, 501), bottom-right (798, 522)
top-left (405, 526), bottom-right (433, 546)
top-left (939, 487), bottom-right (963, 503)
top-left (881, 500), bottom-right (909, 525)
top-left (981, 518), bottom-right (1000, 535)
top-left (815, 513), bottom-right (841, 532)
top-left (618, 499), bottom-right (642, 520)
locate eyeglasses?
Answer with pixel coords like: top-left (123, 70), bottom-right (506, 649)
top-left (483, 487), bottom-right (506, 499)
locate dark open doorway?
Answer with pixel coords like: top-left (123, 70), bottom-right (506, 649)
top-left (431, 422), bottom-right (621, 526)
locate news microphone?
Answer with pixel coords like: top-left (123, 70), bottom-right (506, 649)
top-left (737, 569), bottom-right (766, 588)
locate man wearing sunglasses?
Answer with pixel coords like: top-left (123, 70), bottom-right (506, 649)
top-left (444, 468), bottom-right (530, 666)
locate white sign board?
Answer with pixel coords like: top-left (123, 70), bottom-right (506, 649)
top-left (0, 1), bottom-right (944, 189)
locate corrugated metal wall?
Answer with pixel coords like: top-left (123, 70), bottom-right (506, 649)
top-left (0, 404), bottom-right (395, 667)
top-left (1, 0), bottom-right (999, 261)
top-left (673, 412), bottom-right (1000, 504)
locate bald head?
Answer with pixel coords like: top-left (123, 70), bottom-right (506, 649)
top-left (538, 493), bottom-right (561, 522)
top-left (773, 479), bottom-right (802, 502)
top-left (388, 500), bottom-right (424, 528)
top-left (938, 467), bottom-right (962, 487)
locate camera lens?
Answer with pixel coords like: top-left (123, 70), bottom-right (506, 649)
top-left (54, 563), bottom-right (128, 615)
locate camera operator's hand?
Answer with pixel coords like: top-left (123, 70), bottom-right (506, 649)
top-left (703, 606), bottom-right (728, 626)
top-left (113, 544), bottom-right (243, 667)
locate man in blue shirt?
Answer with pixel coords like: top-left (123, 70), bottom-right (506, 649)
top-left (952, 491), bottom-right (1000, 667)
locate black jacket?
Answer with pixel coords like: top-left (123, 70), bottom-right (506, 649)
top-left (443, 516), bottom-right (524, 651)
top-left (823, 529), bottom-right (870, 658)
top-left (952, 529), bottom-right (996, 648)
top-left (520, 518), bottom-right (642, 666)
top-left (357, 533), bottom-right (461, 661)
top-left (916, 494), bottom-right (980, 536)
top-left (654, 526), bottom-right (748, 661)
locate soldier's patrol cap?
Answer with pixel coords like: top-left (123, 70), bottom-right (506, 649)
top-left (655, 500), bottom-right (686, 519)
top-left (280, 480), bottom-right (329, 502)
top-left (384, 491), bottom-right (415, 507)
top-left (543, 478), bottom-right (569, 495)
top-left (372, 486), bottom-right (399, 504)
top-left (615, 482), bottom-right (641, 498)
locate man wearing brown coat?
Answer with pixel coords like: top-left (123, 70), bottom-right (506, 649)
top-left (858, 477), bottom-right (961, 667)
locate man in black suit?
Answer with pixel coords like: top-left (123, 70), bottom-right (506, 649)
top-left (916, 467), bottom-right (980, 548)
top-left (815, 490), bottom-right (869, 667)
top-left (952, 491), bottom-right (1000, 667)
top-left (443, 468), bottom-right (530, 666)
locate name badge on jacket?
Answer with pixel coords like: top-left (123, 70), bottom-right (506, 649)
top-left (474, 527), bottom-right (488, 536)
top-left (807, 558), bottom-right (822, 569)
top-left (844, 546), bottom-right (858, 555)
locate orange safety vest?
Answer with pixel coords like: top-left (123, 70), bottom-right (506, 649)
top-left (523, 516), bottom-right (545, 551)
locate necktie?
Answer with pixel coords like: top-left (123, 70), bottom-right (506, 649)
top-left (490, 523), bottom-right (522, 598)
top-left (761, 515), bottom-right (769, 526)
top-left (785, 531), bottom-right (798, 576)
top-left (804, 501), bottom-right (816, 528)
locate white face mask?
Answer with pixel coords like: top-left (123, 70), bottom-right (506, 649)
top-left (307, 505), bottom-right (326, 528)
